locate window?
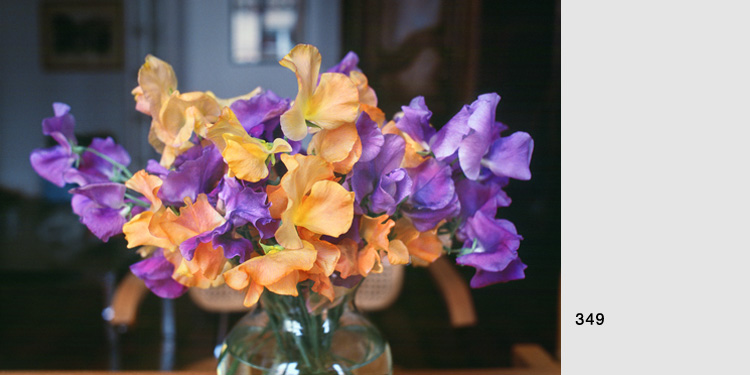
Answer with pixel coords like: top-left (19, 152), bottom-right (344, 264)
top-left (230, 0), bottom-right (304, 64)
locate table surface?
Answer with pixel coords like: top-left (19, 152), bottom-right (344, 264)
top-left (0, 344), bottom-right (560, 375)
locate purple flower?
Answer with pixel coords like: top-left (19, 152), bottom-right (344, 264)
top-left (230, 90), bottom-right (290, 141)
top-left (70, 182), bottom-right (128, 242)
top-left (469, 258), bottom-right (527, 288)
top-left (30, 145), bottom-right (77, 187)
top-left (356, 111), bottom-right (384, 163)
top-left (482, 131), bottom-right (534, 180)
top-left (130, 249), bottom-right (188, 299)
top-left (42, 102), bottom-right (77, 147)
top-left (157, 143), bottom-right (225, 206)
top-left (31, 103), bottom-right (134, 188)
top-left (431, 93), bottom-right (501, 180)
top-left (327, 51), bottom-right (360, 75)
top-left (455, 178), bottom-right (511, 224)
top-left (456, 211), bottom-right (525, 288)
top-left (146, 159), bottom-right (169, 179)
top-left (351, 134), bottom-right (412, 216)
top-left (66, 137), bottom-right (132, 186)
top-left (395, 96), bottom-right (435, 149)
top-left (402, 158), bottom-right (460, 231)
top-left (179, 177), bottom-right (276, 262)
top-left (30, 103), bottom-right (79, 187)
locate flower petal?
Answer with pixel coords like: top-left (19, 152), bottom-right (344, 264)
top-left (294, 180), bottom-right (355, 238)
top-left (306, 73), bottom-right (360, 129)
top-left (243, 243), bottom-right (317, 285)
top-left (483, 131), bottom-right (534, 180)
top-left (130, 249), bottom-right (188, 298)
top-left (310, 122), bottom-right (359, 164)
top-left (159, 194), bottom-right (226, 248)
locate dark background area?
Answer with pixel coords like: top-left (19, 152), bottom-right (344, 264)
top-left (0, 0), bottom-right (559, 370)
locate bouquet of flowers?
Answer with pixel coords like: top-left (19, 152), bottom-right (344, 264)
top-left (30, 43), bottom-right (533, 372)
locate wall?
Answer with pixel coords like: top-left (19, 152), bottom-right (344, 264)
top-left (0, 0), bottom-right (130, 197)
top-left (0, 0), bottom-right (342, 198)
top-left (181, 0), bottom-right (341, 97)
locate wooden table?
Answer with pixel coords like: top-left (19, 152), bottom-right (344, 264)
top-left (0, 344), bottom-right (560, 375)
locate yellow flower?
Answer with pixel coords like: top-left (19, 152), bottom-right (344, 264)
top-left (133, 55), bottom-right (262, 167)
top-left (279, 44), bottom-right (359, 141)
top-left (272, 154), bottom-right (355, 250)
top-left (205, 107), bottom-right (291, 182)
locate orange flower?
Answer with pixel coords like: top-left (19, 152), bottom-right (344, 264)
top-left (158, 194), bottom-right (226, 247)
top-left (223, 241), bottom-right (318, 306)
top-left (273, 154), bottom-right (355, 250)
top-left (166, 243), bottom-right (229, 289)
top-left (122, 170), bottom-right (172, 249)
top-left (335, 238), bottom-right (361, 279)
top-left (205, 107), bottom-right (291, 182)
top-left (155, 194), bottom-right (229, 287)
top-left (393, 217), bottom-right (444, 266)
top-left (298, 229), bottom-right (341, 302)
top-left (279, 44), bottom-right (359, 141)
top-left (358, 214), bottom-right (410, 276)
top-left (349, 70), bottom-right (377, 108)
top-left (308, 122), bottom-right (362, 174)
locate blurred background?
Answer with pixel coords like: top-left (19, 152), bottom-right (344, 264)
top-left (0, 0), bottom-right (559, 371)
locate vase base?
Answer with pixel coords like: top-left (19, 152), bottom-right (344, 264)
top-left (217, 310), bottom-right (393, 375)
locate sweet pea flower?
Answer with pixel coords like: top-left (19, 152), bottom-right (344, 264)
top-left (157, 143), bottom-right (225, 206)
top-left (69, 182), bottom-right (129, 242)
top-left (206, 108), bottom-right (292, 183)
top-left (181, 177), bottom-right (277, 263)
top-left (350, 133), bottom-right (412, 216)
top-left (327, 51), bottom-right (378, 108)
top-left (223, 240), bottom-right (318, 306)
top-left (308, 122), bottom-right (362, 174)
top-left (456, 211), bottom-right (526, 288)
top-left (130, 248), bottom-right (189, 298)
top-left (122, 170), bottom-right (173, 250)
top-left (70, 137), bottom-right (132, 186)
top-left (133, 55), bottom-right (260, 167)
top-left (279, 44), bottom-right (359, 141)
top-left (381, 97), bottom-right (436, 169)
top-left (455, 178), bottom-right (511, 224)
top-left (402, 158), bottom-right (460, 231)
top-left (357, 214), bottom-right (410, 276)
top-left (229, 89), bottom-right (291, 141)
top-left (481, 131), bottom-right (534, 181)
top-left (135, 194), bottom-right (229, 288)
top-left (394, 96), bottom-right (435, 151)
top-left (431, 93), bottom-right (533, 181)
top-left (269, 154), bottom-right (355, 250)
top-left (295, 229), bottom-right (342, 302)
top-left (30, 103), bottom-right (78, 187)
top-left (392, 217), bottom-right (444, 266)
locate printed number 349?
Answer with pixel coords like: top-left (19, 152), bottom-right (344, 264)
top-left (575, 313), bottom-right (603, 325)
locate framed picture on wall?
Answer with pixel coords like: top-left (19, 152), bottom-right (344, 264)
top-left (40, 0), bottom-right (124, 71)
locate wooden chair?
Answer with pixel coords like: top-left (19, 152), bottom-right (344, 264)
top-left (106, 255), bottom-right (480, 370)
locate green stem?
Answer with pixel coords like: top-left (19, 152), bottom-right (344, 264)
top-left (124, 193), bottom-right (150, 208)
top-left (75, 146), bottom-right (133, 179)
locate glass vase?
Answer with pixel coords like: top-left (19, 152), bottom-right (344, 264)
top-left (217, 280), bottom-right (392, 375)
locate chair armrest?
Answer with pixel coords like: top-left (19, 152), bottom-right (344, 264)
top-left (106, 272), bottom-right (149, 326)
top-left (427, 256), bottom-right (478, 327)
